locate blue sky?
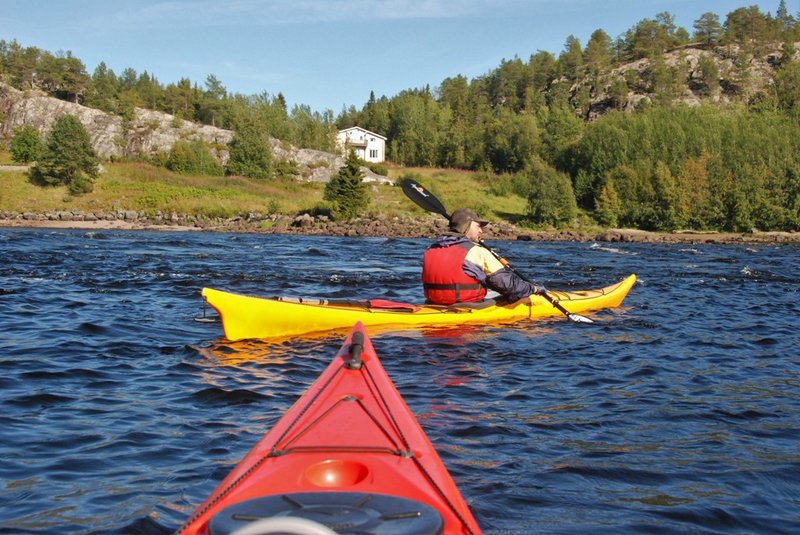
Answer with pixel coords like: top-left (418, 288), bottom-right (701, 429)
top-left (1, 0), bottom-right (788, 114)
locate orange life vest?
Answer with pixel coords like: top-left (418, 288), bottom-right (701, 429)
top-left (422, 242), bottom-right (487, 304)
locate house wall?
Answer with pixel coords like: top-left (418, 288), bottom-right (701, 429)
top-left (337, 127), bottom-right (386, 163)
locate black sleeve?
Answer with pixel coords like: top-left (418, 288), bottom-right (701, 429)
top-left (485, 267), bottom-right (541, 302)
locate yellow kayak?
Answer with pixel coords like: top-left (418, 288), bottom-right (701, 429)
top-left (201, 274), bottom-right (636, 340)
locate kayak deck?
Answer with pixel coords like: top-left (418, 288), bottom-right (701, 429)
top-left (202, 274), bottom-right (637, 341)
top-left (178, 322), bottom-right (481, 535)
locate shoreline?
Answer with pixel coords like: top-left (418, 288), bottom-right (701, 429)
top-left (2, 216), bottom-right (799, 245)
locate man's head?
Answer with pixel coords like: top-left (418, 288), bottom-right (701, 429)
top-left (449, 208), bottom-right (488, 235)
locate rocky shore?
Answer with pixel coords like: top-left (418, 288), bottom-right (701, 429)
top-left (1, 209), bottom-right (799, 245)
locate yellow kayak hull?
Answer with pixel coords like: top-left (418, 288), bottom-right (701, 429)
top-left (202, 274), bottom-right (636, 340)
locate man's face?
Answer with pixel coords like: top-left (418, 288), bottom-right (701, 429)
top-left (465, 220), bottom-right (483, 242)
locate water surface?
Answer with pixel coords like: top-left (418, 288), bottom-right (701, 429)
top-left (1, 229), bottom-right (798, 534)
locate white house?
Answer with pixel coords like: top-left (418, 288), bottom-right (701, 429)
top-left (337, 126), bottom-right (387, 163)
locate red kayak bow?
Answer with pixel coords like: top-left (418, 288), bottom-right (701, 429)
top-left (178, 321), bottom-right (481, 535)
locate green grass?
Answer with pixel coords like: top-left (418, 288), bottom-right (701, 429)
top-left (0, 159), bottom-right (530, 223)
top-left (97, 162), bottom-right (325, 217)
top-left (385, 166), bottom-right (528, 221)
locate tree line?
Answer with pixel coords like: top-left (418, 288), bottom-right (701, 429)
top-left (0, 44), bottom-right (338, 154)
top-left (2, 2), bottom-right (800, 230)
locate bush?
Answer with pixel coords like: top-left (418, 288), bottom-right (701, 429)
top-left (227, 122), bottom-right (272, 179)
top-left (324, 151), bottom-right (369, 220)
top-left (10, 125), bottom-right (43, 163)
top-left (30, 115), bottom-right (99, 194)
top-left (68, 173), bottom-right (95, 195)
top-left (166, 140), bottom-right (224, 176)
top-left (485, 170), bottom-right (532, 198)
top-left (309, 202), bottom-right (334, 219)
top-left (273, 159), bottom-right (299, 179)
top-left (366, 161), bottom-right (389, 176)
top-left (526, 158), bottom-right (578, 227)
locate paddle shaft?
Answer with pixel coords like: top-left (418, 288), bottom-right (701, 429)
top-left (479, 241), bottom-right (584, 320)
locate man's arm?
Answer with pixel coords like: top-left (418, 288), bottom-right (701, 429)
top-left (463, 247), bottom-right (545, 302)
top-left (485, 268), bottom-right (544, 302)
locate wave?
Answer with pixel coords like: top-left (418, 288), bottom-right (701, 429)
top-left (589, 242), bottom-right (638, 255)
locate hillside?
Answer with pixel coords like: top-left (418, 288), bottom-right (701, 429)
top-left (0, 82), bottom-right (388, 184)
top-left (582, 42), bottom-right (799, 119)
top-left (2, 40), bottom-right (796, 174)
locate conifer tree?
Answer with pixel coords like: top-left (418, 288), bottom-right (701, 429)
top-left (775, 46), bottom-right (800, 113)
top-left (559, 35), bottom-right (584, 81)
top-left (595, 179), bottom-right (621, 227)
top-left (650, 161), bottom-right (680, 230)
top-left (693, 12), bottom-right (723, 45)
top-left (584, 29), bottom-right (613, 77)
top-left (698, 54), bottom-right (720, 97)
top-left (609, 78), bottom-right (630, 110)
top-left (31, 114), bottom-right (99, 194)
top-left (324, 150), bottom-right (369, 221)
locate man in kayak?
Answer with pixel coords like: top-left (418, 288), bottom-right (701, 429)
top-left (422, 208), bottom-right (547, 305)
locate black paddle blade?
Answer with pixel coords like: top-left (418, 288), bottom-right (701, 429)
top-left (400, 178), bottom-right (449, 218)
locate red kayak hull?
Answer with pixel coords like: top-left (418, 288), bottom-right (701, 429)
top-left (178, 321), bottom-right (481, 535)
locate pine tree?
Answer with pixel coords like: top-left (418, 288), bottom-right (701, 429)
top-left (650, 161), bottom-right (680, 230)
top-left (558, 35), bottom-right (584, 81)
top-left (694, 11), bottom-right (722, 45)
top-left (595, 179), bottom-right (621, 227)
top-left (776, 0), bottom-right (791, 30)
top-left (31, 114), bottom-right (99, 194)
top-left (324, 151), bottom-right (369, 221)
top-left (584, 29), bottom-right (613, 77)
top-left (609, 78), bottom-right (630, 110)
top-left (698, 54), bottom-right (720, 97)
top-left (775, 46), bottom-right (800, 113)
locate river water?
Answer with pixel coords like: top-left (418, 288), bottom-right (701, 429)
top-left (1, 228), bottom-right (798, 534)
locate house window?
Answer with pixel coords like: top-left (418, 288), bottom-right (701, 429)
top-left (369, 150), bottom-right (378, 159)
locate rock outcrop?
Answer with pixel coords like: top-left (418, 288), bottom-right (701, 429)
top-left (576, 42), bottom-right (800, 119)
top-left (0, 83), bottom-right (232, 160)
top-left (0, 82), bottom-right (390, 184)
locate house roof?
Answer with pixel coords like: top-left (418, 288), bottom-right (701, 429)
top-left (337, 126), bottom-right (387, 140)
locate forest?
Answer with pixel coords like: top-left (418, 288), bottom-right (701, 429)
top-left (2, 1), bottom-right (800, 231)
